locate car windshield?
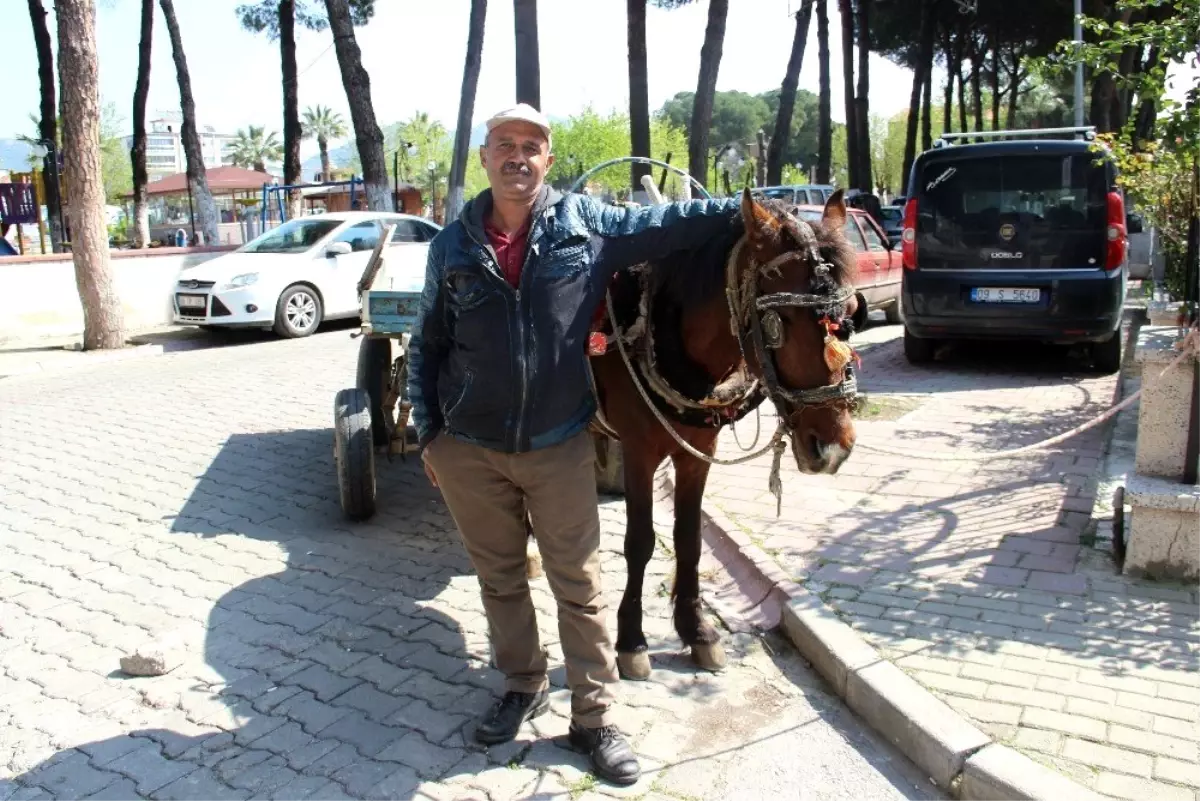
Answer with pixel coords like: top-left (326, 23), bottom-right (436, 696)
top-left (916, 152), bottom-right (1108, 269)
top-left (239, 218), bottom-right (342, 254)
top-left (880, 207), bottom-right (903, 223)
top-left (760, 188), bottom-right (795, 202)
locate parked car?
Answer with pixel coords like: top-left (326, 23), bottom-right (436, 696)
top-left (879, 204), bottom-right (904, 243)
top-left (899, 135), bottom-right (1127, 373)
top-left (755, 183), bottom-right (838, 206)
top-left (173, 211), bottom-right (441, 338)
top-left (794, 204), bottom-right (903, 329)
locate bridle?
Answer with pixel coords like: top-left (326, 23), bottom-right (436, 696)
top-left (724, 212), bottom-right (859, 422)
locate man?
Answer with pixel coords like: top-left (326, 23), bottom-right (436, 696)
top-left (407, 104), bottom-right (737, 785)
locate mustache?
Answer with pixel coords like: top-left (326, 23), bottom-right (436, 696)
top-left (502, 161), bottom-right (532, 176)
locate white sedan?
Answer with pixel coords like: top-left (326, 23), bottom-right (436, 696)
top-left (173, 211), bottom-right (441, 338)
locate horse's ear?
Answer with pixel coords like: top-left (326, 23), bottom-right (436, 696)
top-left (740, 187), bottom-right (778, 247)
top-left (822, 189), bottom-right (847, 229)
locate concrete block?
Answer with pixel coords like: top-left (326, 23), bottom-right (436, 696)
top-left (1123, 474), bottom-right (1200, 581)
top-left (780, 595), bottom-right (880, 696)
top-left (1133, 326), bottom-right (1198, 479)
top-left (844, 660), bottom-right (990, 789)
top-left (960, 744), bottom-right (1106, 801)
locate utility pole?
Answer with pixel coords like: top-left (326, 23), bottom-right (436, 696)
top-left (1073, 0), bottom-right (1085, 129)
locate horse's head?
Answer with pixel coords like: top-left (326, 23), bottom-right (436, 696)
top-left (737, 188), bottom-right (859, 475)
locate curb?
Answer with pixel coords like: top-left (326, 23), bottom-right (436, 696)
top-left (656, 470), bottom-right (1106, 801)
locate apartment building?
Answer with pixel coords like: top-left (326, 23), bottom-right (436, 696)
top-left (124, 118), bottom-right (237, 180)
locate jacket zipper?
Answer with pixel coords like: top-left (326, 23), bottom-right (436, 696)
top-left (462, 223), bottom-right (538, 452)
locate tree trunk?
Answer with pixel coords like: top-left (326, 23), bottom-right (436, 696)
top-left (688, 0), bottom-right (729, 190)
top-left (319, 138), bottom-right (331, 181)
top-left (902, 0), bottom-right (935, 186)
top-left (816, 0), bottom-right (832, 184)
top-left (989, 29), bottom-right (1002, 132)
top-left (1090, 71), bottom-right (1115, 133)
top-left (1132, 45), bottom-right (1160, 148)
top-left (855, 0), bottom-right (871, 191)
top-left (448, 0), bottom-right (486, 220)
top-left (767, 0), bottom-right (813, 185)
top-left (942, 32), bottom-right (957, 134)
top-left (160, 0), bottom-right (219, 244)
top-left (27, 0), bottom-right (64, 252)
top-left (970, 59), bottom-right (983, 133)
top-left (921, 48), bottom-right (933, 150)
top-left (281, 0), bottom-right (303, 219)
top-left (627, 0), bottom-right (651, 191)
top-left (56, 0), bottom-right (125, 349)
top-left (324, 0), bottom-right (389, 210)
top-left (956, 45), bottom-right (968, 134)
top-left (1111, 43), bottom-right (1140, 131)
top-left (514, 0), bottom-right (540, 109)
top-left (131, 0), bottom-right (153, 249)
top-left (1006, 50), bottom-right (1022, 130)
top-left (838, 0), bottom-right (857, 189)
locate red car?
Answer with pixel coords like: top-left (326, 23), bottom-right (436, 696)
top-left (794, 205), bottom-right (903, 330)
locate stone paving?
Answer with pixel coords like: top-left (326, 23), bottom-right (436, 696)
top-left (0, 331), bottom-right (940, 801)
top-left (703, 320), bottom-right (1200, 801)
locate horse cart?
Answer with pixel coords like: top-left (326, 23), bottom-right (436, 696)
top-left (332, 158), bottom-right (712, 521)
top-left (332, 225), bottom-right (422, 520)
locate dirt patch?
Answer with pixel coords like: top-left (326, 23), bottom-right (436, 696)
top-left (851, 393), bottom-right (923, 421)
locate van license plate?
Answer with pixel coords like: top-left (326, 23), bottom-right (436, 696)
top-left (971, 287), bottom-right (1040, 303)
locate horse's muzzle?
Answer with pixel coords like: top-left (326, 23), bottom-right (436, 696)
top-left (792, 430), bottom-right (852, 475)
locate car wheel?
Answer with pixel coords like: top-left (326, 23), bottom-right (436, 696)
top-left (851, 292), bottom-right (870, 332)
top-left (274, 285), bottom-right (323, 338)
top-left (884, 299), bottom-right (904, 325)
top-left (1091, 330), bottom-right (1123, 374)
top-left (904, 329), bottom-right (937, 364)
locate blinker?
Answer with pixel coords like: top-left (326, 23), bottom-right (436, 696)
top-left (761, 310), bottom-right (784, 349)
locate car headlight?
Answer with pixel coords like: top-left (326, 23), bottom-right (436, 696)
top-left (222, 273), bottom-right (259, 290)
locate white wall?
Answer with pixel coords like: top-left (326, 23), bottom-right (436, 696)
top-left (0, 249), bottom-right (229, 344)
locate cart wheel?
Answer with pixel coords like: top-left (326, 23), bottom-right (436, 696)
top-left (334, 388), bottom-right (376, 521)
top-left (594, 434), bottom-right (625, 496)
top-left (356, 336), bottom-right (393, 447)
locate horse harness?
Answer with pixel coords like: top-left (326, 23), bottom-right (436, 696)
top-left (588, 212), bottom-right (859, 512)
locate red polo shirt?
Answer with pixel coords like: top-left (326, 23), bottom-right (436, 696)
top-left (484, 216), bottom-right (531, 289)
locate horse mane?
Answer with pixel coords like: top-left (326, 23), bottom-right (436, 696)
top-left (645, 197), bottom-right (856, 313)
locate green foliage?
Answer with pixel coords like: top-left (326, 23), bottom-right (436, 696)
top-left (302, 105), bottom-right (348, 142)
top-left (100, 103), bottom-right (132, 203)
top-left (229, 125), bottom-right (283, 170)
top-left (235, 0), bottom-right (376, 36)
top-left (547, 106), bottom-right (690, 198)
top-left (385, 112), bottom-right (451, 197)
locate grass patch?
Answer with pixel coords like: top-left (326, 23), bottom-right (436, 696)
top-left (568, 774), bottom-right (597, 799)
top-left (851, 393), bottom-right (923, 421)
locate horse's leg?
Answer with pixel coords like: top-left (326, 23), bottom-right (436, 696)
top-left (615, 446), bottom-right (659, 681)
top-left (670, 445), bottom-right (725, 672)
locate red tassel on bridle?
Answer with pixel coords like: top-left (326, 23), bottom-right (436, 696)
top-left (820, 316), bottom-right (861, 372)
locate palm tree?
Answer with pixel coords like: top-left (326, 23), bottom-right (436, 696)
top-left (767, 0), bottom-right (814, 185)
top-left (303, 105), bottom-right (349, 182)
top-left (230, 126), bottom-right (283, 172)
top-left (514, 0), bottom-right (540, 108)
top-left (131, 0), bottom-right (154, 248)
top-left (160, 0), bottom-right (219, 244)
top-left (56, 0), bottom-right (124, 349)
top-left (447, 0), bottom-right (487, 221)
top-left (816, 0), bottom-right (832, 183)
top-left (689, 0), bottom-right (730, 190)
top-left (25, 0), bottom-right (64, 252)
top-left (323, 0), bottom-right (389, 210)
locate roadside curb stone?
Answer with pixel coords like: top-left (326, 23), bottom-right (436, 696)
top-left (662, 470), bottom-right (1105, 799)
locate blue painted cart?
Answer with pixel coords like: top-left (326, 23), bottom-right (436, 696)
top-left (333, 224), bottom-right (423, 521)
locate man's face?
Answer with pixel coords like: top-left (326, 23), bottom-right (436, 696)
top-left (479, 121), bottom-right (554, 204)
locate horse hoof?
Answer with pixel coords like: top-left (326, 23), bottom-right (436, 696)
top-left (617, 651), bottom-right (652, 681)
top-left (691, 642), bottom-right (727, 672)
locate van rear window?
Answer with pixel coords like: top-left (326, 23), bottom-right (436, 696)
top-left (916, 153), bottom-right (1109, 270)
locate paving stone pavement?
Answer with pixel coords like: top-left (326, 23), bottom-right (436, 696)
top-left (704, 320), bottom-right (1200, 801)
top-left (0, 330), bottom-right (942, 801)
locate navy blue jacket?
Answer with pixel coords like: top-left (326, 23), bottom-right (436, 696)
top-left (407, 186), bottom-right (738, 454)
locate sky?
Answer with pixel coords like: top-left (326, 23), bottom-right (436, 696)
top-left (3, 0), bottom-right (925, 163)
top-left (5, 0), bottom-right (1195, 164)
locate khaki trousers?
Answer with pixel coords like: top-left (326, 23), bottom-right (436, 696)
top-left (424, 429), bottom-right (617, 727)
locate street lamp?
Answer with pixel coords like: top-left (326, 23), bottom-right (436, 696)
top-left (427, 159), bottom-right (438, 223)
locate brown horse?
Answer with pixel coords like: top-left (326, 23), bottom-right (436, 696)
top-left (588, 187), bottom-right (861, 679)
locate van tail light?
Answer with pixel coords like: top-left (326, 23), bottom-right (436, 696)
top-left (1105, 191), bottom-right (1127, 271)
top-left (901, 198), bottom-right (918, 270)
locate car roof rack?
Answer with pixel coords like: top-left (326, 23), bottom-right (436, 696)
top-left (933, 126), bottom-right (1096, 148)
